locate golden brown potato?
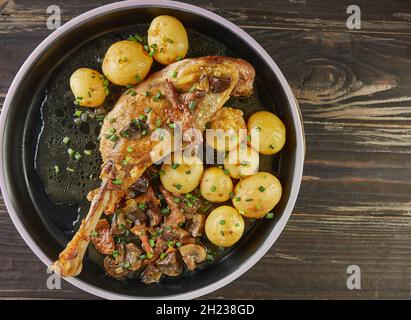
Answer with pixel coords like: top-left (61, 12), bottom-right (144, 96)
top-left (247, 111), bottom-right (286, 155)
top-left (206, 107), bottom-right (247, 152)
top-left (200, 167), bottom-right (233, 203)
top-left (224, 144), bottom-right (259, 179)
top-left (69, 68), bottom-right (107, 107)
top-left (147, 15), bottom-right (189, 65)
top-left (205, 206), bottom-right (244, 247)
top-left (102, 40), bottom-right (152, 86)
top-left (160, 154), bottom-right (203, 195)
top-left (232, 172), bottom-right (282, 218)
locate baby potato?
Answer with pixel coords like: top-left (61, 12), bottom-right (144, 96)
top-left (69, 68), bottom-right (107, 107)
top-left (247, 111), bottom-right (286, 155)
top-left (102, 40), bottom-right (152, 86)
top-left (148, 15), bottom-right (188, 65)
top-left (200, 167), bottom-right (233, 203)
top-left (232, 172), bottom-right (282, 218)
top-left (160, 154), bottom-right (203, 195)
top-left (224, 144), bottom-right (259, 179)
top-left (205, 206), bottom-right (244, 247)
top-left (206, 107), bottom-right (247, 152)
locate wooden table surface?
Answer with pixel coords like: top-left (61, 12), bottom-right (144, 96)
top-left (1, 0), bottom-right (411, 299)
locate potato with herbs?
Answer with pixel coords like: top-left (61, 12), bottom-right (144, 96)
top-left (148, 15), bottom-right (189, 65)
top-left (205, 206), bottom-right (244, 247)
top-left (232, 172), bottom-right (282, 218)
top-left (206, 107), bottom-right (247, 152)
top-left (102, 40), bottom-right (153, 86)
top-left (247, 111), bottom-right (286, 155)
top-left (160, 154), bottom-right (203, 195)
top-left (200, 167), bottom-right (233, 203)
top-left (224, 144), bottom-right (259, 179)
top-left (69, 68), bottom-right (107, 107)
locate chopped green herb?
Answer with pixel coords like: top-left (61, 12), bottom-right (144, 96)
top-left (127, 146), bottom-right (133, 153)
top-left (84, 150), bottom-right (92, 156)
top-left (189, 84), bottom-right (196, 93)
top-left (229, 191), bottom-right (235, 198)
top-left (188, 100), bottom-right (197, 110)
top-left (247, 135), bottom-right (251, 142)
top-left (185, 170), bottom-right (191, 175)
top-left (146, 252), bottom-right (154, 259)
top-left (171, 71), bottom-right (177, 78)
top-left (259, 186), bottom-right (265, 192)
top-left (168, 123), bottom-right (176, 129)
top-left (174, 197), bottom-right (181, 203)
top-left (139, 254), bottom-right (147, 260)
top-left (74, 110), bottom-right (82, 117)
top-left (269, 144), bottom-right (275, 149)
top-left (210, 185), bottom-right (217, 192)
top-left (220, 231), bottom-right (225, 236)
top-left (219, 220), bottom-right (226, 225)
top-left (176, 241), bottom-right (182, 248)
top-left (206, 253), bottom-right (214, 261)
top-left (160, 252), bottom-right (167, 259)
top-left (171, 163), bottom-right (179, 169)
top-left (67, 148), bottom-right (75, 157)
top-left (155, 119), bottom-right (162, 127)
top-left (266, 212), bottom-right (274, 219)
top-left (74, 152), bottom-right (82, 160)
top-left (135, 75), bottom-right (141, 82)
top-left (153, 91), bottom-right (163, 102)
top-left (224, 169), bottom-right (230, 175)
top-left (66, 167), bottom-right (75, 173)
top-left (90, 231), bottom-right (98, 237)
top-left (176, 56), bottom-right (183, 61)
top-left (175, 183), bottom-right (182, 190)
top-left (53, 165), bottom-right (60, 174)
top-left (161, 207), bottom-right (170, 215)
top-left (149, 239), bottom-right (155, 247)
top-left (112, 250), bottom-right (119, 258)
top-left (62, 137), bottom-right (70, 144)
top-left (235, 197), bottom-right (241, 202)
top-left (112, 179), bottom-right (123, 185)
top-left (245, 198), bottom-right (253, 202)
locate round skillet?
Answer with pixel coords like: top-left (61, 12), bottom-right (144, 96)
top-left (0, 0), bottom-right (305, 299)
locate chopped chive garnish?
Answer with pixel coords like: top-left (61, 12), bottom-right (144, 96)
top-left (74, 152), bottom-right (82, 160)
top-left (74, 110), bottom-right (82, 117)
top-left (210, 186), bottom-right (217, 192)
top-left (153, 92), bottom-right (163, 102)
top-left (161, 207), bottom-right (170, 215)
top-left (176, 56), bottom-right (183, 61)
top-left (130, 91), bottom-right (137, 96)
top-left (171, 163), bottom-right (179, 169)
top-left (219, 220), bottom-right (226, 225)
top-left (147, 252), bottom-right (153, 259)
top-left (168, 123), bottom-right (175, 128)
top-left (84, 150), bottom-right (92, 156)
top-left (67, 148), bottom-right (75, 157)
top-left (189, 84), bottom-right (196, 93)
top-left (158, 169), bottom-right (165, 176)
top-left (188, 100), bottom-right (197, 110)
top-left (235, 197), bottom-right (241, 202)
top-left (206, 253), bottom-right (214, 261)
top-left (112, 250), bottom-right (119, 258)
top-left (259, 186), bottom-right (265, 192)
top-left (149, 239), bottom-right (155, 247)
top-left (235, 223), bottom-right (240, 227)
top-left (220, 231), bottom-right (225, 236)
top-left (266, 213), bottom-right (274, 219)
top-left (185, 170), bottom-right (191, 175)
top-left (160, 252), bottom-right (167, 259)
top-left (176, 241), bottom-right (182, 248)
top-left (171, 71), bottom-right (177, 78)
top-left (269, 144), bottom-right (275, 149)
top-left (90, 231), bottom-right (98, 237)
top-left (247, 135), bottom-right (251, 142)
top-left (62, 137), bottom-right (70, 144)
top-left (175, 183), bottom-right (182, 190)
top-left (66, 167), bottom-right (75, 173)
top-left (112, 179), bottom-right (123, 185)
top-left (174, 197), bottom-right (181, 203)
top-left (127, 146), bottom-right (133, 153)
top-left (224, 169), bottom-right (230, 175)
top-left (54, 165), bottom-right (60, 174)
top-left (229, 191), bottom-right (235, 198)
top-left (139, 254), bottom-right (147, 260)
top-left (135, 75), bottom-right (141, 82)
top-left (245, 198), bottom-right (253, 202)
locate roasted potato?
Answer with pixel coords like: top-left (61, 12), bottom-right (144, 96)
top-left (247, 111), bottom-right (286, 155)
top-left (102, 40), bottom-right (153, 86)
top-left (206, 107), bottom-right (247, 152)
top-left (200, 167), bottom-right (233, 203)
top-left (232, 172), bottom-right (282, 218)
top-left (160, 154), bottom-right (204, 195)
top-left (205, 206), bottom-right (244, 247)
top-left (224, 144), bottom-right (259, 179)
top-left (147, 15), bottom-right (189, 65)
top-left (69, 68), bottom-right (107, 107)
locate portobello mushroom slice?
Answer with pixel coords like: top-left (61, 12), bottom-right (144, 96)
top-left (178, 244), bottom-right (207, 271)
top-left (156, 250), bottom-right (183, 277)
top-left (141, 264), bottom-right (162, 284)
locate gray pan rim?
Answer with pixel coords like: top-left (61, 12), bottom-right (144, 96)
top-left (0, 0), bottom-right (305, 300)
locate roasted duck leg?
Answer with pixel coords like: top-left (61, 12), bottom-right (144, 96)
top-left (51, 56), bottom-right (255, 277)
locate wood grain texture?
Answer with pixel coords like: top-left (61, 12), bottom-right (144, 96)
top-left (1, 0), bottom-right (411, 299)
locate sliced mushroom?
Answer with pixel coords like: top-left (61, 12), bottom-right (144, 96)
top-left (125, 243), bottom-right (143, 271)
top-left (103, 244), bottom-right (128, 278)
top-left (156, 250), bottom-right (183, 277)
top-left (146, 203), bottom-right (162, 227)
top-left (141, 264), bottom-right (162, 285)
top-left (126, 173), bottom-right (150, 198)
top-left (91, 219), bottom-right (115, 255)
top-left (178, 244), bottom-right (207, 272)
top-left (110, 211), bottom-right (132, 236)
top-left (187, 214), bottom-right (206, 237)
top-left (160, 186), bottom-right (186, 228)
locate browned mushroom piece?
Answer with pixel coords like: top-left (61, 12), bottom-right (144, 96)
top-left (103, 244), bottom-right (128, 278)
top-left (91, 219), bottom-right (115, 254)
top-left (178, 244), bottom-right (207, 272)
top-left (125, 173), bottom-right (150, 199)
top-left (110, 211), bottom-right (132, 236)
top-left (156, 250), bottom-right (183, 277)
top-left (145, 203), bottom-right (162, 227)
top-left (187, 214), bottom-right (206, 237)
top-left (141, 264), bottom-right (162, 285)
top-left (125, 243), bottom-right (143, 271)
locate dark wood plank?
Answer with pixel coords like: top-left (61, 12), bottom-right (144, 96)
top-left (1, 0), bottom-right (411, 299)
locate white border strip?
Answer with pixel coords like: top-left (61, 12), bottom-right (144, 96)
top-left (0, 0), bottom-right (304, 300)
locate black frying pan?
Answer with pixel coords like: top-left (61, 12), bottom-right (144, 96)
top-left (0, 1), bottom-right (304, 299)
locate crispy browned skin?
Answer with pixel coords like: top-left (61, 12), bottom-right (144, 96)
top-left (51, 56), bottom-right (255, 277)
